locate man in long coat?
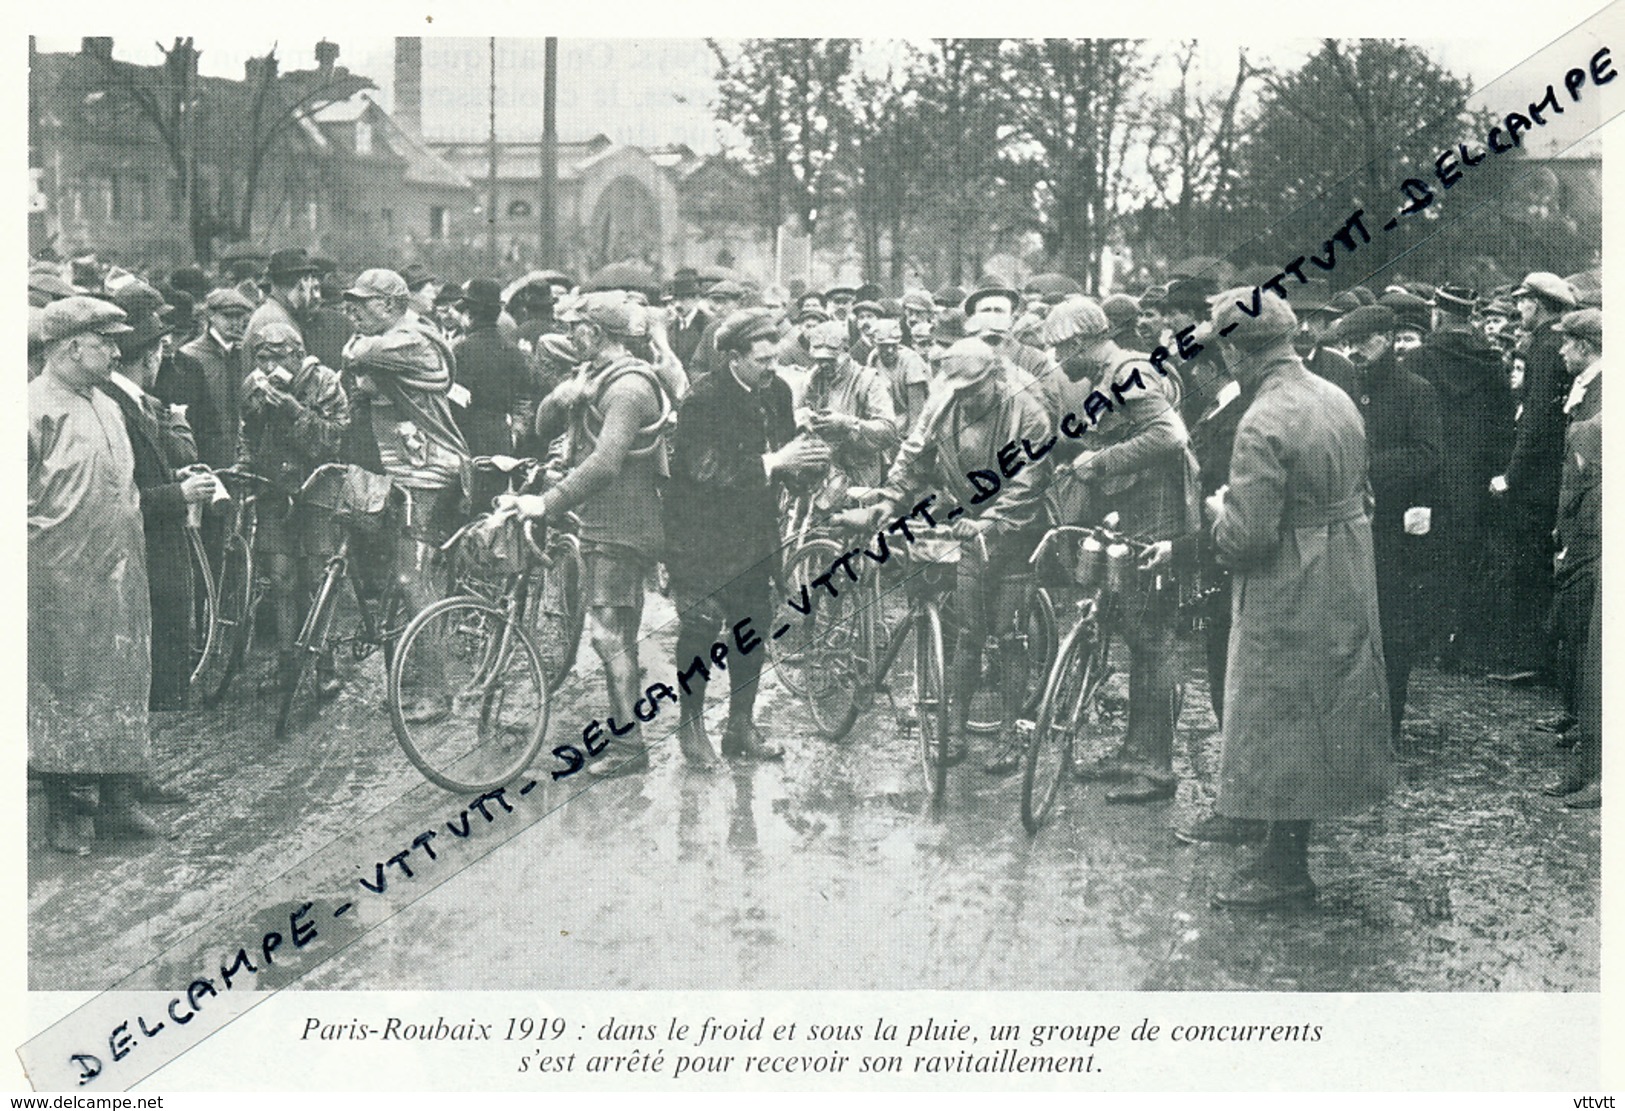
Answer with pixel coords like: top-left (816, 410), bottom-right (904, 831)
top-left (1206, 289), bottom-right (1394, 909)
top-left (29, 298), bottom-right (154, 855)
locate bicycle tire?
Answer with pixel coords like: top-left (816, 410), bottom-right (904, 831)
top-left (914, 603), bottom-right (951, 808)
top-left (766, 538), bottom-right (841, 701)
top-left (1021, 616), bottom-right (1098, 834)
top-left (275, 560), bottom-right (342, 738)
top-left (185, 527), bottom-right (219, 694)
top-left (389, 596), bottom-right (551, 793)
top-left (531, 533), bottom-right (585, 690)
top-left (1020, 586), bottom-right (1058, 718)
top-left (198, 532), bottom-right (256, 704)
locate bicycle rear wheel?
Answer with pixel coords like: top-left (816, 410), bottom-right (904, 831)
top-left (390, 597), bottom-right (551, 793)
top-left (198, 531), bottom-right (255, 704)
top-left (913, 604), bottom-right (951, 808)
top-left (185, 528), bottom-right (219, 694)
top-left (1021, 616), bottom-right (1099, 834)
top-left (766, 539), bottom-right (840, 701)
top-left (275, 559), bottom-right (341, 738)
top-left (529, 533), bottom-right (585, 690)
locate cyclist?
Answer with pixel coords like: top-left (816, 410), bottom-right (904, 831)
top-left (1043, 297), bottom-right (1200, 804)
top-left (790, 320), bottom-right (901, 521)
top-left (341, 268), bottom-right (471, 723)
top-left (844, 337), bottom-right (1053, 775)
top-left (237, 322), bottom-right (351, 694)
top-left (505, 291), bottom-right (677, 778)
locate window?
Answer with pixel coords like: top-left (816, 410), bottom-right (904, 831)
top-left (430, 206), bottom-right (447, 240)
top-left (507, 199), bottom-right (532, 218)
top-left (356, 119), bottom-right (373, 157)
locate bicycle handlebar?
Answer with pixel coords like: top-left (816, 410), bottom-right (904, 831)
top-left (211, 466), bottom-right (275, 489)
top-left (1030, 523), bottom-right (1155, 567)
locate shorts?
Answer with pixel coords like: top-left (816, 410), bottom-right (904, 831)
top-left (582, 542), bottom-right (651, 611)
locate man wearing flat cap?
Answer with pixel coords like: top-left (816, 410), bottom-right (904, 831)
top-left (1417, 285), bottom-right (1513, 670)
top-left (775, 300), bottom-right (829, 371)
top-left (684, 279), bottom-right (749, 381)
top-left (1203, 287), bottom-right (1392, 909)
top-left (169, 286), bottom-right (255, 472)
top-left (1290, 289), bottom-right (1360, 401)
top-left (665, 308), bottom-right (828, 767)
top-left (1336, 304), bottom-right (1442, 744)
top-left (510, 291), bottom-right (678, 777)
top-left (1545, 307), bottom-right (1603, 796)
top-left (30, 298), bottom-right (161, 854)
top-left (1487, 271), bottom-right (1578, 683)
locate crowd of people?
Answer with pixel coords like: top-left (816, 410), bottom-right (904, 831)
top-left (28, 243), bottom-right (1602, 910)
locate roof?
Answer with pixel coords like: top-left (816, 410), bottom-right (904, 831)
top-left (306, 93), bottom-right (471, 191)
top-left (428, 136), bottom-right (629, 183)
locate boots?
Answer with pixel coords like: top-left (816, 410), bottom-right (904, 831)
top-left (96, 775), bottom-right (164, 842)
top-left (1212, 820), bottom-right (1316, 909)
top-left (677, 713), bottom-right (719, 770)
top-left (42, 776), bottom-right (93, 857)
top-left (721, 716), bottom-right (783, 762)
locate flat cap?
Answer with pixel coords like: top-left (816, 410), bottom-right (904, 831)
top-left (344, 268), bottom-right (410, 301)
top-left (1378, 289), bottom-right (1433, 330)
top-left (111, 280), bottom-right (169, 318)
top-left (871, 318), bottom-right (903, 345)
top-left (205, 287), bottom-right (256, 312)
top-left (556, 290), bottom-right (649, 338)
top-left (401, 262), bottom-right (439, 291)
top-left (1479, 297), bottom-right (1515, 318)
top-left (29, 269), bottom-right (76, 303)
top-left (250, 321), bottom-right (304, 351)
top-left (1333, 304), bottom-right (1398, 342)
top-left (933, 286), bottom-right (966, 310)
top-left (1554, 307), bottom-right (1602, 343)
top-left (794, 303), bottom-right (831, 324)
top-left (715, 307), bottom-right (781, 353)
top-left (267, 247), bottom-right (319, 279)
top-left (806, 319), bottom-right (851, 355)
top-left (40, 295), bottom-right (134, 343)
top-left (932, 308), bottom-right (969, 344)
top-left (458, 278), bottom-right (506, 308)
top-left (1041, 297), bottom-right (1110, 346)
top-left (1024, 272), bottom-right (1084, 301)
top-left (1162, 275), bottom-right (1219, 313)
top-left (707, 279), bottom-right (748, 301)
top-left (824, 285), bottom-right (857, 301)
top-left (1101, 293), bottom-right (1141, 330)
top-left (901, 289), bottom-right (935, 314)
top-left (1514, 271), bottom-right (1578, 308)
top-left (1211, 286), bottom-right (1300, 346)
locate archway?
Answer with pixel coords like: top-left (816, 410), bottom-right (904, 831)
top-left (588, 175), bottom-right (662, 271)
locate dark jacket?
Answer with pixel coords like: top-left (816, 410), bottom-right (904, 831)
top-left (665, 367), bottom-right (796, 591)
top-left (1418, 326), bottom-right (1513, 548)
top-left (100, 376), bottom-right (200, 711)
top-left (1504, 320), bottom-right (1569, 523)
top-left (671, 306), bottom-right (713, 370)
top-left (1354, 350), bottom-right (1442, 542)
top-left (452, 323), bottom-right (533, 457)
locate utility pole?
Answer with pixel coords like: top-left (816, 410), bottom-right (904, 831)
top-left (538, 37), bottom-right (558, 265)
top-left (28, 36), bottom-right (47, 254)
top-left (487, 36), bottom-right (499, 271)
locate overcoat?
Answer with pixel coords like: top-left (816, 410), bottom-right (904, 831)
top-left (28, 372), bottom-right (153, 775)
top-left (1212, 351), bottom-right (1394, 820)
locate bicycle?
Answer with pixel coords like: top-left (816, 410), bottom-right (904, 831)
top-left (194, 467), bottom-right (275, 705)
top-left (273, 463), bottom-right (412, 739)
top-left (1018, 522), bottom-right (1165, 834)
top-left (452, 455), bottom-right (587, 691)
top-left (387, 503), bottom-right (570, 793)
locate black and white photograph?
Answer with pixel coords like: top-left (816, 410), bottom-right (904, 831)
top-left (13, 1), bottom-right (1617, 1094)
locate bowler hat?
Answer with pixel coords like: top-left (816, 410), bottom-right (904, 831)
top-left (267, 248), bottom-right (319, 281)
top-left (1434, 285), bottom-right (1478, 314)
top-left (670, 269), bottom-right (703, 298)
top-left (962, 280), bottom-right (1021, 317)
top-left (459, 278), bottom-right (505, 310)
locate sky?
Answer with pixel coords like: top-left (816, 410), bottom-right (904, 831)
top-left (33, 34), bottom-right (1564, 157)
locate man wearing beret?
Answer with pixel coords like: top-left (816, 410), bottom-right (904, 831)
top-left (1418, 286), bottom-right (1513, 670)
top-left (665, 309), bottom-right (828, 767)
top-left (30, 298), bottom-right (161, 854)
top-left (1203, 288), bottom-right (1393, 908)
top-left (1336, 304), bottom-right (1443, 743)
top-left (510, 291), bottom-right (676, 776)
top-left (1544, 308), bottom-right (1602, 792)
top-left (1487, 272), bottom-right (1578, 683)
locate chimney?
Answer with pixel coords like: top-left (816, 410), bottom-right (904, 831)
top-left (245, 55), bottom-right (279, 86)
top-left (394, 37), bottom-right (422, 137)
top-left (81, 37), bottom-right (113, 61)
top-left (315, 39), bottom-right (339, 77)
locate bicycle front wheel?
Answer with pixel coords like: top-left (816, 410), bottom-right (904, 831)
top-left (529, 533), bottom-right (585, 690)
top-left (198, 531), bottom-right (255, 704)
top-left (390, 597), bottom-right (551, 793)
top-left (275, 560), bottom-right (341, 738)
top-left (1021, 617), bottom-right (1099, 834)
top-left (913, 603), bottom-right (951, 808)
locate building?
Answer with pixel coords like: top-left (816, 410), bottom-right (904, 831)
top-left (28, 36), bottom-right (473, 271)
